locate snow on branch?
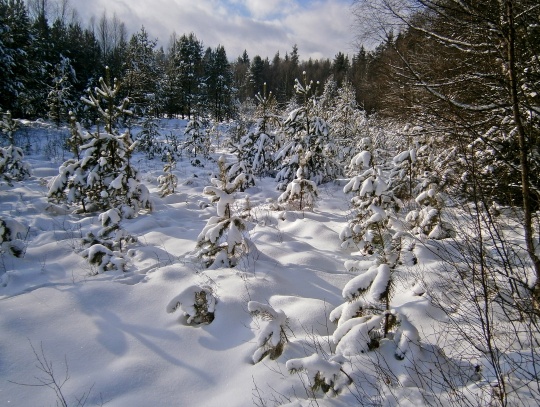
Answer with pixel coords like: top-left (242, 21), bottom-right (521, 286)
top-left (248, 301), bottom-right (289, 363)
top-left (167, 285), bottom-right (216, 325)
top-left (286, 353), bottom-right (351, 395)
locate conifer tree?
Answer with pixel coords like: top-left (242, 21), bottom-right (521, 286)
top-left (137, 115), bottom-right (162, 160)
top-left (195, 157), bottom-right (252, 268)
top-left (0, 110), bottom-right (30, 184)
top-left (231, 84), bottom-right (278, 179)
top-left (157, 153), bottom-right (178, 197)
top-left (0, 0), bottom-right (32, 114)
top-left (274, 73), bottom-right (340, 189)
top-left (278, 164), bottom-right (318, 211)
top-left (123, 26), bottom-right (158, 116)
top-left (47, 56), bottom-right (76, 127)
top-left (333, 132), bottom-right (418, 359)
top-left (167, 285), bottom-right (216, 325)
top-left (48, 68), bottom-right (151, 215)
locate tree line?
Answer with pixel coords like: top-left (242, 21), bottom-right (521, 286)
top-left (0, 0), bottom-right (397, 123)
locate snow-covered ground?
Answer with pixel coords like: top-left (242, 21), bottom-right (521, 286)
top-left (0, 119), bottom-right (537, 406)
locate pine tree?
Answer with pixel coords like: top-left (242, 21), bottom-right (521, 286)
top-left (0, 144), bottom-right (31, 185)
top-left (182, 118), bottom-right (210, 165)
top-left (167, 285), bottom-right (216, 325)
top-left (157, 153), bottom-right (178, 197)
top-left (248, 301), bottom-right (289, 363)
top-left (333, 131), bottom-right (418, 357)
top-left (278, 164), bottom-right (318, 211)
top-left (47, 56), bottom-right (76, 127)
top-left (232, 84), bottom-right (277, 178)
top-left (204, 45), bottom-right (235, 121)
top-left (79, 207), bottom-right (137, 273)
top-left (137, 115), bottom-right (162, 160)
top-left (123, 26), bottom-right (158, 116)
top-left (0, 110), bottom-right (18, 145)
top-left (0, 0), bottom-right (32, 114)
top-left (178, 33), bottom-right (204, 119)
top-left (274, 73), bottom-right (340, 190)
top-left (195, 157), bottom-right (252, 268)
top-left (48, 68), bottom-right (151, 215)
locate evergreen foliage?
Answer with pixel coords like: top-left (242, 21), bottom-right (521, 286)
top-left (137, 115), bottom-right (162, 160)
top-left (48, 70), bottom-right (151, 215)
top-left (47, 56), bottom-right (76, 127)
top-left (157, 153), bottom-right (178, 197)
top-left (231, 84), bottom-right (278, 178)
top-left (277, 164), bottom-right (318, 211)
top-left (167, 285), bottom-right (216, 325)
top-left (195, 157), bottom-right (251, 268)
top-left (182, 119), bottom-right (210, 164)
top-left (274, 73), bottom-right (340, 189)
top-left (80, 208), bottom-right (137, 273)
top-left (248, 301), bottom-right (289, 363)
top-left (0, 144), bottom-right (31, 185)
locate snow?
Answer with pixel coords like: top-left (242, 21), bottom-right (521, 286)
top-left (1, 118), bottom-right (538, 407)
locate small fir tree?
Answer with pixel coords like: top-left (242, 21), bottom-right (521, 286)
top-left (233, 84), bottom-right (278, 178)
top-left (274, 73), bottom-right (340, 190)
top-left (278, 164), bottom-right (319, 211)
top-left (48, 69), bottom-right (151, 215)
top-left (248, 301), bottom-right (289, 363)
top-left (182, 119), bottom-right (211, 166)
top-left (0, 144), bottom-right (31, 185)
top-left (0, 216), bottom-right (28, 258)
top-left (157, 153), bottom-right (178, 197)
top-left (79, 208), bottom-right (137, 273)
top-left (0, 110), bottom-right (18, 146)
top-left (286, 354), bottom-right (351, 395)
top-left (47, 56), bottom-right (76, 127)
top-left (137, 115), bottom-right (162, 159)
top-left (333, 133), bottom-right (419, 358)
top-left (167, 285), bottom-right (216, 325)
top-left (195, 157), bottom-right (252, 268)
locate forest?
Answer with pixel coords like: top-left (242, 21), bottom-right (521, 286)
top-left (1, 0), bottom-right (540, 406)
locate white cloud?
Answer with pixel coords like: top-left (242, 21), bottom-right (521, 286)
top-left (241, 0), bottom-right (296, 19)
top-left (74, 0), bottom-right (356, 60)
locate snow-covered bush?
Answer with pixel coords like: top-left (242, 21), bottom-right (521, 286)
top-left (157, 153), bottom-right (178, 197)
top-left (406, 176), bottom-right (454, 239)
top-left (167, 285), bottom-right (216, 325)
top-left (0, 217), bottom-right (28, 258)
top-left (79, 208), bottom-right (137, 273)
top-left (80, 243), bottom-right (126, 274)
top-left (331, 309), bottom-right (419, 359)
top-left (278, 165), bottom-right (318, 211)
top-left (248, 301), bottom-right (289, 363)
top-left (341, 263), bottom-right (392, 303)
top-left (0, 144), bottom-right (31, 185)
top-left (286, 353), bottom-right (351, 395)
top-left (195, 157), bottom-right (252, 268)
top-left (0, 110), bottom-right (19, 145)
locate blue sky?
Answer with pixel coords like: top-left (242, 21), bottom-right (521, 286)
top-left (74, 0), bottom-right (357, 61)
